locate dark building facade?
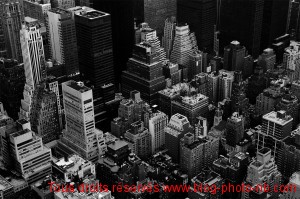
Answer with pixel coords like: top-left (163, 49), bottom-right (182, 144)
top-left (261, 0), bottom-right (291, 51)
top-left (219, 0), bottom-right (264, 58)
top-left (0, 59), bottom-right (25, 120)
top-left (177, 0), bottom-right (216, 52)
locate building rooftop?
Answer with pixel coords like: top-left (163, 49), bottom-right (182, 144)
top-left (65, 80), bottom-right (91, 93)
top-left (10, 128), bottom-right (31, 138)
top-left (49, 7), bottom-right (70, 15)
top-left (263, 111), bottom-right (293, 126)
top-left (107, 139), bottom-right (128, 151)
top-left (178, 93), bottom-right (208, 106)
top-left (78, 10), bottom-right (109, 19)
top-left (54, 155), bottom-right (93, 173)
top-left (0, 175), bottom-right (13, 192)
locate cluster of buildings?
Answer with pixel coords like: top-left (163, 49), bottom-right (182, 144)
top-left (0, 0), bottom-right (300, 199)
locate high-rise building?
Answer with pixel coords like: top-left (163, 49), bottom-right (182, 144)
top-left (247, 66), bottom-right (267, 105)
top-left (1, 119), bottom-right (52, 184)
top-left (242, 55), bottom-right (254, 79)
top-left (122, 42), bottom-right (165, 105)
top-left (291, 80), bottom-right (300, 100)
top-left (180, 133), bottom-right (219, 178)
top-left (0, 59), bottom-right (25, 120)
top-left (288, 0), bottom-right (300, 41)
top-left (226, 112), bottom-right (245, 147)
top-left (223, 41), bottom-right (246, 71)
top-left (124, 121), bottom-right (151, 159)
top-left (177, 0), bottom-right (216, 52)
top-left (243, 148), bottom-right (282, 199)
top-left (219, 0), bottom-right (263, 58)
top-left (283, 41), bottom-right (300, 80)
top-left (59, 80), bottom-right (103, 162)
top-left (171, 93), bottom-right (209, 126)
top-left (279, 128), bottom-right (300, 181)
top-left (162, 60), bottom-right (181, 86)
top-left (261, 0), bottom-right (291, 51)
top-left (258, 48), bottom-right (276, 72)
top-left (189, 170), bottom-right (223, 199)
top-left (276, 92), bottom-right (299, 129)
top-left (148, 111), bottom-right (168, 154)
top-left (272, 34), bottom-right (291, 64)
top-left (143, 0), bottom-right (176, 38)
top-left (1, 1), bottom-right (23, 62)
top-left (19, 83), bottom-right (34, 121)
top-left (20, 17), bottom-right (45, 89)
top-left (47, 8), bottom-right (79, 76)
top-left (0, 21), bottom-right (7, 58)
top-left (231, 71), bottom-right (250, 126)
top-left (188, 50), bottom-right (202, 80)
top-left (218, 70), bottom-right (234, 101)
top-left (29, 82), bottom-right (60, 144)
top-left (50, 0), bottom-right (75, 9)
top-left (170, 24), bottom-right (198, 69)
top-left (164, 113), bottom-right (193, 163)
top-left (208, 72), bottom-right (220, 104)
top-left (257, 111), bottom-right (293, 162)
top-left (162, 17), bottom-right (176, 59)
top-left (135, 22), bottom-right (166, 62)
top-left (23, 0), bottom-right (51, 24)
top-left (279, 171), bottom-right (300, 199)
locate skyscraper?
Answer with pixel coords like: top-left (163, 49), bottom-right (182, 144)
top-left (47, 8), bottom-right (79, 76)
top-left (30, 83), bottom-right (60, 144)
top-left (143, 0), bottom-right (176, 38)
top-left (162, 17), bottom-right (176, 59)
top-left (226, 112), bottom-right (245, 147)
top-left (288, 0), bottom-right (300, 40)
top-left (218, 70), bottom-right (234, 101)
top-left (60, 80), bottom-right (103, 162)
top-left (188, 50), bottom-right (202, 80)
top-left (23, 0), bottom-right (51, 24)
top-left (247, 66), bottom-right (267, 105)
top-left (1, 1), bottom-right (23, 62)
top-left (0, 59), bottom-right (25, 120)
top-left (219, 0), bottom-right (263, 58)
top-left (261, 0), bottom-right (291, 51)
top-left (20, 17), bottom-right (45, 89)
top-left (0, 23), bottom-right (7, 58)
top-left (148, 111), bottom-right (168, 154)
top-left (258, 48), bottom-right (276, 72)
top-left (283, 41), bottom-right (300, 80)
top-left (122, 43), bottom-right (166, 105)
top-left (170, 24), bottom-right (198, 68)
top-left (223, 41), bottom-right (246, 71)
top-left (177, 0), bottom-right (216, 52)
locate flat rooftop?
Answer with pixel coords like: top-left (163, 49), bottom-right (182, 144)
top-left (49, 8), bottom-right (70, 15)
top-left (263, 111), bottom-right (293, 126)
top-left (76, 10), bottom-right (109, 19)
top-left (108, 139), bottom-right (128, 151)
top-left (65, 80), bottom-right (90, 93)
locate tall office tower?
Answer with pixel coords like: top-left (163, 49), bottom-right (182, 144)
top-left (257, 111), bottom-right (293, 163)
top-left (93, 0), bottom-right (134, 83)
top-left (276, 92), bottom-right (299, 129)
top-left (162, 17), bottom-right (176, 59)
top-left (19, 83), bottom-right (34, 121)
top-left (189, 171), bottom-right (223, 199)
top-left (2, 119), bottom-right (52, 184)
top-left (223, 41), bottom-right (246, 71)
top-left (242, 55), bottom-right (254, 79)
top-left (279, 172), bottom-right (300, 199)
top-left (177, 0), bottom-right (216, 52)
top-left (47, 8), bottom-right (79, 76)
top-left (162, 61), bottom-right (181, 86)
top-left (226, 112), bottom-right (245, 147)
top-left (149, 111), bottom-right (168, 154)
top-left (122, 43), bottom-right (165, 105)
top-left (50, 0), bottom-right (75, 9)
top-left (218, 70), bottom-right (234, 101)
top-left (283, 41), bottom-right (300, 80)
top-left (288, 0), bottom-right (300, 40)
top-left (219, 0), bottom-right (263, 58)
top-left (23, 0), bottom-right (51, 24)
top-left (272, 34), bottom-right (291, 64)
top-left (231, 71), bottom-right (250, 126)
top-left (261, 0), bottom-right (291, 51)
top-left (291, 80), bottom-right (300, 100)
top-left (279, 128), bottom-right (300, 181)
top-left (258, 48), bottom-right (276, 72)
top-left (60, 80), bottom-right (103, 162)
top-left (247, 66), bottom-right (267, 105)
top-left (255, 82), bottom-right (285, 116)
top-left (20, 18), bottom-right (45, 89)
top-left (124, 121), bottom-right (151, 159)
top-left (135, 22), bottom-right (166, 62)
top-left (208, 72), bottom-right (220, 104)
top-left (0, 59), bottom-right (25, 120)
top-left (29, 82), bottom-right (59, 144)
top-left (170, 24), bottom-right (198, 69)
top-left (180, 133), bottom-right (219, 178)
top-left (0, 1), bottom-right (23, 62)
top-left (0, 23), bottom-right (7, 58)
top-left (143, 0), bottom-right (176, 38)
top-left (171, 93), bottom-right (209, 126)
top-left (243, 148), bottom-right (282, 199)
top-left (195, 116), bottom-right (208, 138)
top-left (188, 50), bottom-right (202, 80)
top-left (213, 107), bottom-right (223, 127)
top-left (164, 113), bottom-right (193, 163)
